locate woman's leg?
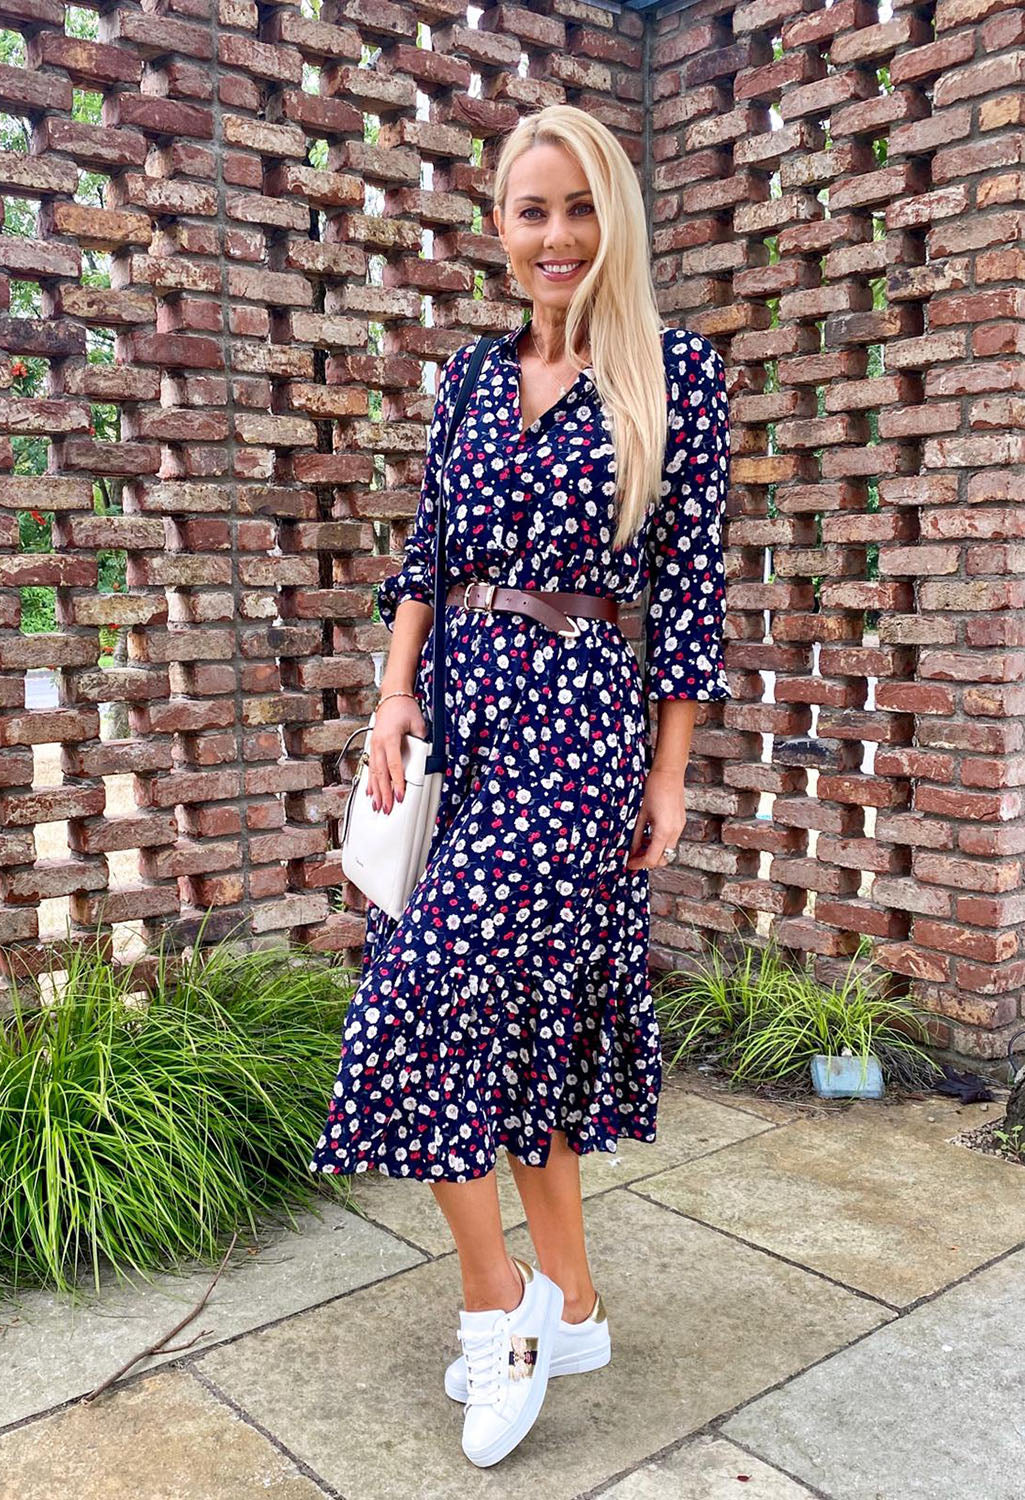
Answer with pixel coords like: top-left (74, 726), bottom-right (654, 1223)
top-left (505, 1131), bottom-right (598, 1324)
top-left (431, 1171), bottom-right (524, 1312)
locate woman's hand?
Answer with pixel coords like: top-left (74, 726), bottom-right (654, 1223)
top-left (366, 692), bottom-right (428, 814)
top-left (625, 767), bottom-right (686, 870)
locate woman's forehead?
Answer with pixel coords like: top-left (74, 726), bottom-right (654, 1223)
top-left (507, 143), bottom-right (590, 194)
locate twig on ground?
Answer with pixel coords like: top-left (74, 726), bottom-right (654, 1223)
top-left (81, 1230), bottom-right (239, 1404)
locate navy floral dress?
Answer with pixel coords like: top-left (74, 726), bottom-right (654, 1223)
top-left (308, 320), bottom-right (730, 1183)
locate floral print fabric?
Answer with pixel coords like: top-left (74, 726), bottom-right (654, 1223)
top-left (307, 321), bottom-right (731, 1183)
top-left (375, 321), bottom-right (730, 701)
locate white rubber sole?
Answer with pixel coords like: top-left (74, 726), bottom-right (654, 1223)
top-left (460, 1277), bottom-right (564, 1468)
top-left (446, 1337), bottom-right (611, 1402)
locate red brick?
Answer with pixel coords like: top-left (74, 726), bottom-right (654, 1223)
top-left (41, 117), bottom-right (148, 169)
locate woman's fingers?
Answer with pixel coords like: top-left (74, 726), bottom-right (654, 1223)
top-left (379, 740), bottom-right (405, 813)
top-left (626, 809), bottom-right (648, 864)
top-left (367, 737), bottom-right (388, 812)
top-left (366, 702), bottom-right (423, 810)
top-left (625, 816), bottom-right (681, 870)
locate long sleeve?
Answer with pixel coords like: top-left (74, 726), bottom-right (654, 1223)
top-left (375, 347), bottom-right (465, 633)
top-left (643, 337), bottom-right (731, 701)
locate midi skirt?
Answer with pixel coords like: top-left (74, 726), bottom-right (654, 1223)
top-left (307, 602), bottom-right (662, 1183)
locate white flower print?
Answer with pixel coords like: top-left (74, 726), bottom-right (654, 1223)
top-left (309, 322), bottom-right (730, 1183)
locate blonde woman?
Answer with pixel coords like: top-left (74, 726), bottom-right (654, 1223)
top-left (309, 103), bottom-right (731, 1467)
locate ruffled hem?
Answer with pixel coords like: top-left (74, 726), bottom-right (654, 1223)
top-left (307, 1114), bottom-right (659, 1183)
top-left (307, 905), bottom-right (661, 1183)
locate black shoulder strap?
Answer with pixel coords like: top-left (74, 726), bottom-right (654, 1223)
top-left (424, 335), bottom-right (501, 774)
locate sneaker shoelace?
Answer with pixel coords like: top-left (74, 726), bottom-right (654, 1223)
top-left (458, 1314), bottom-right (512, 1409)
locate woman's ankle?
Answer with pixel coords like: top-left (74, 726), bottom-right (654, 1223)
top-left (461, 1255), bottom-right (524, 1313)
top-left (560, 1288), bottom-right (597, 1325)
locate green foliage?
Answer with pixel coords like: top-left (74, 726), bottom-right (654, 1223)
top-left (992, 1123), bottom-right (1025, 1162)
top-left (18, 506), bottom-right (52, 553)
top-left (0, 27), bottom-right (26, 66)
top-left (19, 586), bottom-right (56, 633)
top-left (0, 933), bottom-right (359, 1296)
top-left (654, 933), bottom-right (937, 1090)
top-left (72, 88), bottom-right (102, 126)
top-left (66, 6), bottom-right (99, 41)
top-left (98, 623), bottom-right (119, 657)
top-left (0, 104), bottom-right (29, 154)
top-left (7, 255), bottom-right (125, 632)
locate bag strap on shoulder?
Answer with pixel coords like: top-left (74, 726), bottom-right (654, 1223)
top-left (424, 333), bottom-right (503, 775)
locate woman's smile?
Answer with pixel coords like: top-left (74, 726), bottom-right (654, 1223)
top-left (536, 259), bottom-right (586, 282)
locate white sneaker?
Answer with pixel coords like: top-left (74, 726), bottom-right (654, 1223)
top-left (456, 1256), bottom-right (564, 1468)
top-left (446, 1285), bottom-right (611, 1402)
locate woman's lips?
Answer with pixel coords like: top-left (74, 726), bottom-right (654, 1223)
top-left (536, 260), bottom-right (585, 281)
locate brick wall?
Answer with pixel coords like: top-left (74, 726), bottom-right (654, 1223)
top-left (0, 0), bottom-right (1021, 1065)
top-left (649, 0), bottom-right (1025, 1065)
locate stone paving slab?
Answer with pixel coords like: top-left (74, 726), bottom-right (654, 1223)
top-left (634, 1108), bottom-right (1025, 1306)
top-left (600, 1433), bottom-right (817, 1498)
top-left (844, 1093), bottom-right (1006, 1147)
top-left (193, 1187), bottom-right (888, 1499)
top-left (667, 1068), bottom-right (1007, 1140)
top-left (0, 1367), bottom-right (327, 1500)
top-left (722, 1245), bottom-right (1025, 1500)
top-left (348, 1085), bottom-right (777, 1256)
top-left (661, 1068), bottom-right (812, 1125)
top-left (1, 1198), bottom-right (422, 1428)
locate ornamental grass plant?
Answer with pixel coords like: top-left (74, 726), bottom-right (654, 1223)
top-left (0, 932), bottom-right (355, 1297)
top-left (653, 932), bottom-right (939, 1092)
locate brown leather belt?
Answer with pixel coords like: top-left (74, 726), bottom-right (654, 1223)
top-left (445, 581), bottom-right (620, 642)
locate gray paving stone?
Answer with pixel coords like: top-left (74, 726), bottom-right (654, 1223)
top-left (193, 1187), bottom-right (888, 1499)
top-left (1, 1198), bottom-right (422, 1427)
top-left (722, 1246), bottom-right (1025, 1500)
top-left (844, 1093), bottom-right (1006, 1147)
top-left (602, 1434), bottom-right (817, 1498)
top-left (348, 1084), bottom-right (776, 1256)
top-left (0, 1367), bottom-right (326, 1500)
top-left (662, 1068), bottom-right (810, 1125)
top-left (635, 1109), bottom-right (1025, 1306)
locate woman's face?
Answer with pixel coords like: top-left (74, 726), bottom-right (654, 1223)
top-left (496, 143), bottom-right (601, 318)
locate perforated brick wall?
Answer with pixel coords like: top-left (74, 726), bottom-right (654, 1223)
top-left (0, 0), bottom-right (1021, 1064)
top-left (649, 0), bottom-right (1025, 1064)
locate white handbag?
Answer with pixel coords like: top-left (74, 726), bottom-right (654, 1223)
top-left (337, 709), bottom-right (444, 921)
top-left (336, 334), bottom-right (499, 921)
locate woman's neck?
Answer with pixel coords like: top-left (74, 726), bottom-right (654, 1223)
top-left (526, 311), bottom-right (589, 365)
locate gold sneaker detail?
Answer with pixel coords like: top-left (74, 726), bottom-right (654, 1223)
top-left (508, 1334), bottom-right (539, 1380)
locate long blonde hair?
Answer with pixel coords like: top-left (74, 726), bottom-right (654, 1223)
top-left (492, 105), bottom-right (668, 551)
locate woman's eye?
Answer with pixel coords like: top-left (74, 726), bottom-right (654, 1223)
top-left (521, 204), bottom-right (593, 218)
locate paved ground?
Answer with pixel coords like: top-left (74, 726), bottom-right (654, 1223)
top-left (2, 1068), bottom-right (1021, 1500)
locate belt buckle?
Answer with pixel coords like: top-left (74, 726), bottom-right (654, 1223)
top-left (464, 581), bottom-right (497, 614)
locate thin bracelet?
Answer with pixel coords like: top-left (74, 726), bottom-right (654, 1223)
top-left (377, 689), bottom-right (421, 708)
